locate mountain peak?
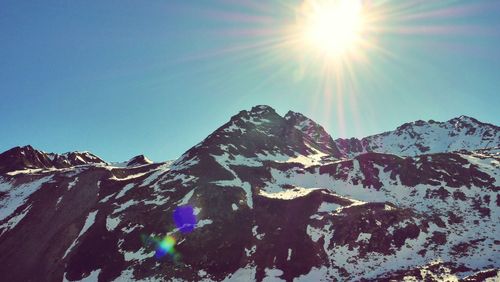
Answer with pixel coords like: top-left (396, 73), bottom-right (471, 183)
top-left (448, 115), bottom-right (480, 125)
top-left (127, 155), bottom-right (153, 167)
top-left (228, 105), bottom-right (280, 125)
top-left (284, 110), bottom-right (304, 120)
top-left (173, 106), bottom-right (346, 175)
top-left (457, 115), bottom-right (475, 120)
top-left (9, 145), bottom-right (38, 154)
top-left (0, 146), bottom-right (107, 174)
top-left (249, 105), bottom-right (276, 114)
top-left (445, 115), bottom-right (500, 133)
top-left (284, 111), bottom-right (342, 157)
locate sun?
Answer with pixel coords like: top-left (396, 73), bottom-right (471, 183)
top-left (298, 0), bottom-right (366, 58)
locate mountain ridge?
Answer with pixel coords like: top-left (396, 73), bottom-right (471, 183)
top-left (2, 110), bottom-right (498, 174)
top-left (334, 114), bottom-right (500, 158)
top-left (0, 145), bottom-right (107, 174)
top-left (0, 106), bottom-right (498, 281)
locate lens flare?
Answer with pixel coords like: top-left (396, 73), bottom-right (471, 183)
top-left (173, 205), bottom-right (197, 234)
top-left (155, 235), bottom-right (176, 259)
top-left (140, 205), bottom-right (201, 262)
top-left (141, 233), bottom-right (179, 260)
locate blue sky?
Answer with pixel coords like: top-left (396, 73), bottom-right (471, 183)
top-left (1, 0), bottom-right (499, 162)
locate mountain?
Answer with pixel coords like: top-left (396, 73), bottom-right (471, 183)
top-left (334, 115), bottom-right (500, 158)
top-left (127, 155), bottom-right (153, 167)
top-left (0, 106), bottom-right (498, 282)
top-left (0, 145), bottom-right (106, 174)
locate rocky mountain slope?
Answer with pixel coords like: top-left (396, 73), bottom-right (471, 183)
top-left (0, 106), bottom-right (498, 282)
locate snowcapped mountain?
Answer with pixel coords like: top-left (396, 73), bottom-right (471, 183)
top-left (335, 115), bottom-right (500, 158)
top-left (0, 106), bottom-right (498, 282)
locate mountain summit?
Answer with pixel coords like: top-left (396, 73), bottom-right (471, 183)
top-left (0, 106), bottom-right (498, 281)
top-left (0, 145), bottom-right (106, 174)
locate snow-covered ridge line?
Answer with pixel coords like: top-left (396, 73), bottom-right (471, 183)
top-left (335, 115), bottom-right (499, 158)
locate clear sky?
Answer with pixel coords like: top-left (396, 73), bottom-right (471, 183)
top-left (1, 0), bottom-right (499, 162)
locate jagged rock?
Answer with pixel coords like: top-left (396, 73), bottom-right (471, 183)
top-left (0, 145), bottom-right (106, 174)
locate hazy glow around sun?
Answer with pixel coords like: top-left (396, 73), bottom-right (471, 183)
top-left (299, 0), bottom-right (365, 58)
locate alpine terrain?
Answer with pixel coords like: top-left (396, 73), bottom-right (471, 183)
top-left (0, 105), bottom-right (498, 282)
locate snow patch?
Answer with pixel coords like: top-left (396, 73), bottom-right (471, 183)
top-left (197, 219), bottom-right (213, 228)
top-left (223, 266), bottom-right (256, 282)
top-left (106, 216), bottom-right (121, 231)
top-left (0, 175), bottom-right (52, 221)
top-left (317, 202), bottom-right (341, 213)
top-left (67, 178), bottom-right (78, 190)
top-left (123, 247), bottom-right (155, 262)
top-left (259, 187), bottom-right (318, 200)
top-left (0, 204), bottom-right (32, 235)
top-left (263, 268), bottom-right (285, 282)
top-left (113, 200), bottom-right (139, 214)
top-left (356, 232), bottom-right (372, 243)
top-left (63, 269), bottom-right (101, 282)
top-left (116, 183), bottom-right (135, 199)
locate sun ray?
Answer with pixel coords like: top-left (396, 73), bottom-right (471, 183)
top-left (154, 0), bottom-right (496, 136)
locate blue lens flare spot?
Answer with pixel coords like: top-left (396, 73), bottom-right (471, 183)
top-left (155, 247), bottom-right (167, 259)
top-left (142, 205), bottom-right (199, 262)
top-left (173, 205), bottom-right (197, 234)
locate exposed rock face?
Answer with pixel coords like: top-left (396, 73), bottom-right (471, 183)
top-left (0, 145), bottom-right (106, 174)
top-left (0, 106), bottom-right (498, 282)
